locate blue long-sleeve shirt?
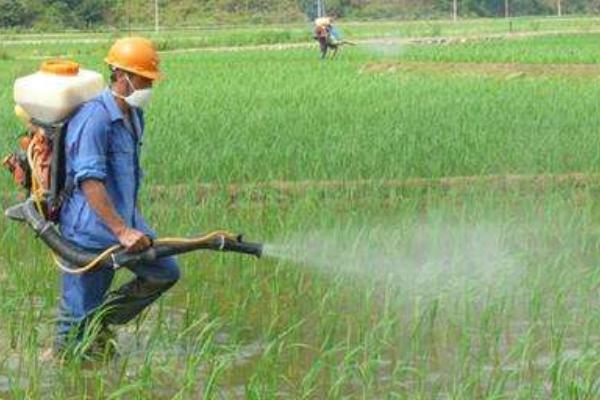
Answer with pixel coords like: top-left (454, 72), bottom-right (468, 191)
top-left (59, 89), bottom-right (155, 250)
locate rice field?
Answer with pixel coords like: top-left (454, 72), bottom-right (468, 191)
top-left (0, 17), bottom-right (599, 399)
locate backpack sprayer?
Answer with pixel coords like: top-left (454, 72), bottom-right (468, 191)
top-left (3, 60), bottom-right (263, 275)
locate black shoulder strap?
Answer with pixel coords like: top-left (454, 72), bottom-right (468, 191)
top-left (49, 98), bottom-right (110, 222)
top-left (48, 122), bottom-right (70, 222)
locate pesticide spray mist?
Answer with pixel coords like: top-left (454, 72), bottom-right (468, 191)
top-left (363, 37), bottom-right (407, 58)
top-left (262, 221), bottom-right (522, 299)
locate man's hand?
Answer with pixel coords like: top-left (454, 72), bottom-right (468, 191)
top-left (115, 226), bottom-right (152, 253)
top-left (81, 179), bottom-right (152, 253)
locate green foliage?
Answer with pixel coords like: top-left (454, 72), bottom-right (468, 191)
top-left (1, 1), bottom-right (599, 30)
top-left (0, 0), bottom-right (33, 27)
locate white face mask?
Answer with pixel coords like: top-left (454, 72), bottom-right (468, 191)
top-left (114, 73), bottom-right (153, 109)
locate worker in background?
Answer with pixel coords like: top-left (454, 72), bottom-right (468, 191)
top-left (314, 16), bottom-right (338, 59)
top-left (46, 37), bottom-right (180, 360)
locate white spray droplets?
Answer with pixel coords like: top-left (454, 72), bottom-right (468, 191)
top-left (263, 221), bottom-right (522, 300)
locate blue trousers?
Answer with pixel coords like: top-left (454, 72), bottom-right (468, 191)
top-left (56, 255), bottom-right (180, 349)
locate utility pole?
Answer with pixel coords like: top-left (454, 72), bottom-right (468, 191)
top-left (127, 0), bottom-right (131, 34)
top-left (317, 0), bottom-right (325, 18)
top-left (453, 0), bottom-right (457, 22)
top-left (557, 0), bottom-right (562, 17)
top-left (154, 0), bottom-right (159, 33)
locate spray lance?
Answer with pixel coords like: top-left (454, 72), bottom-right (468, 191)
top-left (5, 199), bottom-right (263, 274)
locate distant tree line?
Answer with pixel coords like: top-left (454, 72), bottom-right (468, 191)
top-left (1, 0), bottom-right (599, 30)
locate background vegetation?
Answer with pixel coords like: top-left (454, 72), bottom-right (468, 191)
top-left (1, 0), bottom-right (600, 30)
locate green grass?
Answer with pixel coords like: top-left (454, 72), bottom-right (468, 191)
top-left (7, 34), bottom-right (600, 185)
top-left (147, 48), bottom-right (600, 185)
top-left (8, 46), bottom-right (597, 185)
top-left (396, 33), bottom-right (600, 64)
top-left (1, 18), bottom-right (600, 399)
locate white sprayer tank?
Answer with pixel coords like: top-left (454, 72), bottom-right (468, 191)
top-left (14, 60), bottom-right (105, 125)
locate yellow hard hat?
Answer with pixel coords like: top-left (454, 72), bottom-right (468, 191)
top-left (315, 17), bottom-right (331, 27)
top-left (105, 37), bottom-right (161, 81)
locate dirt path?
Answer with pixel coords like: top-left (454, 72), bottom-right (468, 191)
top-left (361, 61), bottom-right (600, 78)
top-left (147, 172), bottom-right (600, 202)
top-left (2, 173), bottom-right (599, 207)
top-left (6, 27), bottom-right (600, 48)
top-left (12, 27), bottom-right (600, 60)
top-left (159, 28), bottom-right (600, 55)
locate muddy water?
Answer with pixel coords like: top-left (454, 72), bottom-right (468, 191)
top-left (0, 309), bottom-right (267, 399)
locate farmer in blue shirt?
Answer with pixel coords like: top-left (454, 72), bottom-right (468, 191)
top-left (52, 37), bottom-right (180, 358)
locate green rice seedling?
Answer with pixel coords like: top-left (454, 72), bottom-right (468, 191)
top-left (1, 20), bottom-right (600, 398)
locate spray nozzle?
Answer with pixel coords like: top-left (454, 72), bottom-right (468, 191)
top-left (222, 234), bottom-right (263, 258)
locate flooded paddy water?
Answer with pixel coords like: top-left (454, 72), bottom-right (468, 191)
top-left (1, 183), bottom-right (598, 398)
